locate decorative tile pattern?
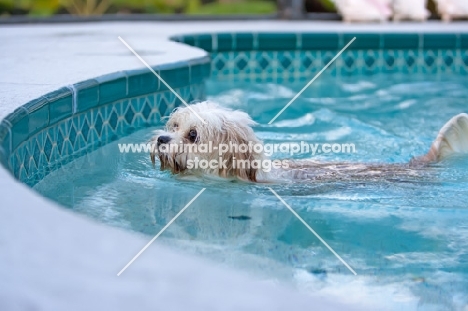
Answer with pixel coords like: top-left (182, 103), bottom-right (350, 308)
top-left (6, 84), bottom-right (205, 186)
top-left (0, 53), bottom-right (210, 186)
top-left (174, 32), bottom-right (468, 82)
top-left (210, 48), bottom-right (468, 82)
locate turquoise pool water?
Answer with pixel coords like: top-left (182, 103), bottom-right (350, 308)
top-left (35, 74), bottom-right (468, 310)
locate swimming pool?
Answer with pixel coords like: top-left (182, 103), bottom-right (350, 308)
top-left (33, 72), bottom-right (468, 310)
top-left (2, 29), bottom-right (468, 310)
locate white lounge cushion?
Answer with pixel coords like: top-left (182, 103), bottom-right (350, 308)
top-left (393, 0), bottom-right (430, 21)
top-left (334, 0), bottom-right (392, 22)
top-left (434, 0), bottom-right (468, 21)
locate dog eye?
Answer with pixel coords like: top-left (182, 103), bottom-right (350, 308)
top-left (188, 129), bottom-right (197, 143)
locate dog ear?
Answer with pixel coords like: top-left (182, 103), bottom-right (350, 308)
top-left (218, 152), bottom-right (258, 182)
top-left (218, 136), bottom-right (259, 182)
top-left (218, 110), bottom-right (261, 182)
top-left (234, 147), bottom-right (258, 182)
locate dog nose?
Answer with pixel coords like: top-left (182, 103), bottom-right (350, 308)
top-left (157, 135), bottom-right (171, 144)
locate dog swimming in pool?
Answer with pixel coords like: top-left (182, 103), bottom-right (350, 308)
top-left (150, 101), bottom-right (468, 183)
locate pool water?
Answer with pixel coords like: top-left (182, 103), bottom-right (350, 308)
top-left (35, 74), bottom-right (468, 310)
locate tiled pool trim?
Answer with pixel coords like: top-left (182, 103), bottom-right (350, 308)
top-left (172, 32), bottom-right (468, 81)
top-left (0, 57), bottom-right (210, 185)
top-left (1, 31), bottom-right (468, 186)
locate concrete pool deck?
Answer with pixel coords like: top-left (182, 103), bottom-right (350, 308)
top-left (1, 21), bottom-right (468, 311)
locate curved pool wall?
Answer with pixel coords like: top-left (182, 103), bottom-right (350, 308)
top-left (1, 22), bottom-right (468, 310)
top-left (0, 58), bottom-right (210, 186)
top-left (2, 31), bottom-right (468, 186)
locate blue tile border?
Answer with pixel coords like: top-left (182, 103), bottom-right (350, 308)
top-left (0, 120), bottom-right (12, 157)
top-left (23, 96), bottom-right (49, 137)
top-left (171, 31), bottom-right (468, 82)
top-left (301, 33), bottom-right (340, 50)
top-left (10, 84), bottom-right (205, 186)
top-left (0, 55), bottom-right (210, 184)
top-left (171, 32), bottom-right (468, 52)
top-left (45, 87), bottom-right (74, 124)
top-left (216, 33), bottom-right (234, 52)
top-left (96, 71), bottom-right (128, 106)
top-left (74, 79), bottom-right (100, 113)
top-left (126, 69), bottom-right (160, 98)
top-left (258, 33), bottom-right (297, 51)
top-left (5, 107), bottom-right (30, 152)
top-left (382, 34), bottom-right (419, 49)
top-left (423, 34), bottom-right (457, 49)
top-left (461, 34), bottom-right (468, 49)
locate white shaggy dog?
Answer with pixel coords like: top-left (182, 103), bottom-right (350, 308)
top-left (150, 101), bottom-right (468, 183)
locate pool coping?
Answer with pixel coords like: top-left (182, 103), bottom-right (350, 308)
top-left (2, 21), bottom-right (468, 310)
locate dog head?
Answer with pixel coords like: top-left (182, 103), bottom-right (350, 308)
top-left (150, 101), bottom-right (263, 182)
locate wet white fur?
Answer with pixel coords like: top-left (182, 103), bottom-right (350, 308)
top-left (151, 101), bottom-right (468, 183)
top-left (151, 102), bottom-right (265, 182)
